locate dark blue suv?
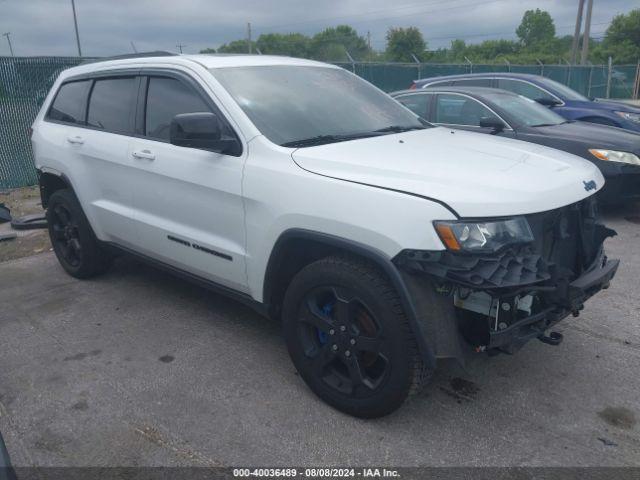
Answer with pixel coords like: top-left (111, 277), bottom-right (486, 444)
top-left (412, 73), bottom-right (640, 133)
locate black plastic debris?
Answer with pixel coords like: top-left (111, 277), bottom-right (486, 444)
top-left (0, 204), bottom-right (10, 224)
top-left (10, 213), bottom-right (47, 230)
top-left (0, 232), bottom-right (17, 242)
top-left (597, 437), bottom-right (618, 447)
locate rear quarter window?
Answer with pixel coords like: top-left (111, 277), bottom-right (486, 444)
top-left (46, 80), bottom-right (91, 125)
top-left (396, 93), bottom-right (431, 119)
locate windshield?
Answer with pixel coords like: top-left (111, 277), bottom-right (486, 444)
top-left (539, 77), bottom-right (589, 101)
top-left (484, 92), bottom-right (567, 127)
top-left (210, 65), bottom-right (426, 147)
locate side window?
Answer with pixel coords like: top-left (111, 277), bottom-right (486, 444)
top-left (452, 78), bottom-right (493, 87)
top-left (496, 79), bottom-right (555, 102)
top-left (434, 94), bottom-right (499, 126)
top-left (87, 77), bottom-right (137, 134)
top-left (46, 80), bottom-right (91, 125)
top-left (145, 77), bottom-right (212, 141)
top-left (395, 93), bottom-right (431, 119)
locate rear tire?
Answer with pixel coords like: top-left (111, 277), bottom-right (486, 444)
top-left (282, 255), bottom-right (429, 418)
top-left (46, 189), bottom-right (111, 279)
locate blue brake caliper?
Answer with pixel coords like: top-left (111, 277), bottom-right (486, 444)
top-left (317, 302), bottom-right (333, 344)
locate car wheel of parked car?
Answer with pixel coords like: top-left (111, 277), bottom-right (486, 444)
top-left (283, 255), bottom-right (428, 418)
top-left (46, 189), bottom-right (111, 279)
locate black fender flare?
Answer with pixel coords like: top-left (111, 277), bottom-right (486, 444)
top-left (263, 228), bottom-right (437, 369)
top-left (37, 168), bottom-right (74, 208)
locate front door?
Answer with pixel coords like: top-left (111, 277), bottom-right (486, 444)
top-left (128, 73), bottom-right (248, 293)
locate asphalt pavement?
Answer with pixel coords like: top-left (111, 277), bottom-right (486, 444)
top-left (0, 206), bottom-right (638, 467)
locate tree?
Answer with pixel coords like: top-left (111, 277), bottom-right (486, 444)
top-left (199, 47), bottom-right (216, 54)
top-left (384, 27), bottom-right (426, 62)
top-left (309, 25), bottom-right (370, 61)
top-left (595, 9), bottom-right (640, 63)
top-left (605, 9), bottom-right (640, 47)
top-left (217, 39), bottom-right (256, 54)
top-left (449, 39), bottom-right (467, 62)
top-left (516, 9), bottom-right (555, 48)
top-left (256, 33), bottom-right (310, 58)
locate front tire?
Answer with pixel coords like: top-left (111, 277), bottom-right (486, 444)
top-left (46, 189), bottom-right (111, 279)
top-left (282, 255), bottom-right (428, 418)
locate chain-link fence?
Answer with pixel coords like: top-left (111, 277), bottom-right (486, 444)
top-left (1, 56), bottom-right (639, 189)
top-left (335, 62), bottom-right (640, 97)
top-left (1, 57), bottom-right (89, 188)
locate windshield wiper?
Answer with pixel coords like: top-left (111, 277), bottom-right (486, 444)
top-left (531, 122), bottom-right (562, 127)
top-left (281, 132), bottom-right (379, 148)
top-left (373, 125), bottom-right (427, 133)
top-left (281, 124), bottom-right (427, 148)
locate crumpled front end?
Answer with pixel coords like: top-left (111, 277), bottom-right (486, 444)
top-left (395, 196), bottom-right (619, 354)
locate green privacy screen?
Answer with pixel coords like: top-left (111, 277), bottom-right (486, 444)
top-left (1, 56), bottom-right (638, 188)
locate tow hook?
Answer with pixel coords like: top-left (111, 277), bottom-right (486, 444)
top-left (538, 331), bottom-right (563, 346)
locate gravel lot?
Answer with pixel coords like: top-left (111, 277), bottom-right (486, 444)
top-left (0, 204), bottom-right (639, 467)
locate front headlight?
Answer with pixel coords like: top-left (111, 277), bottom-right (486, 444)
top-left (615, 111), bottom-right (640, 124)
top-left (589, 149), bottom-right (640, 165)
top-left (434, 217), bottom-right (534, 253)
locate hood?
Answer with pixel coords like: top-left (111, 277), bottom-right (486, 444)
top-left (530, 121), bottom-right (640, 153)
top-left (292, 127), bottom-right (604, 218)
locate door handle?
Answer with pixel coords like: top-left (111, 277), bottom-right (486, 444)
top-left (66, 135), bottom-right (84, 145)
top-left (132, 149), bottom-right (155, 161)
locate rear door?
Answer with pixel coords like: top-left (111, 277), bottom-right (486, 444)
top-left (76, 74), bottom-right (141, 246)
top-left (42, 74), bottom-right (141, 246)
top-left (128, 71), bottom-right (248, 292)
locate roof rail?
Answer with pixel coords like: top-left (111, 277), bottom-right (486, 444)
top-left (81, 51), bottom-right (178, 65)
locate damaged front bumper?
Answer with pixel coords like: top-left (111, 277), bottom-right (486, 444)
top-left (485, 250), bottom-right (618, 352)
top-left (394, 197), bottom-right (619, 356)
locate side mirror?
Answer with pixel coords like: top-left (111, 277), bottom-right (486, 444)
top-left (479, 117), bottom-right (505, 133)
top-left (535, 97), bottom-right (562, 107)
top-left (170, 112), bottom-right (238, 154)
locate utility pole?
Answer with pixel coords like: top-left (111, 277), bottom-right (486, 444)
top-left (367, 31), bottom-right (371, 51)
top-left (70, 0), bottom-right (82, 57)
top-left (580, 0), bottom-right (593, 65)
top-left (130, 41), bottom-right (138, 53)
top-left (570, 0), bottom-right (585, 64)
top-left (2, 32), bottom-right (14, 57)
top-left (176, 43), bottom-right (186, 53)
top-left (247, 22), bottom-right (252, 54)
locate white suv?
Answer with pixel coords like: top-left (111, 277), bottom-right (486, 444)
top-left (32, 53), bottom-right (618, 417)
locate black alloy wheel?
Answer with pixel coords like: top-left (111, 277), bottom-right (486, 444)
top-left (283, 255), bottom-right (428, 418)
top-left (46, 189), bottom-right (111, 278)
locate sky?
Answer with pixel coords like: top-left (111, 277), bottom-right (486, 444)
top-left (0, 0), bottom-right (637, 57)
